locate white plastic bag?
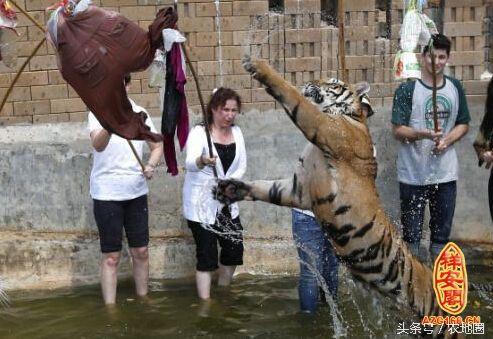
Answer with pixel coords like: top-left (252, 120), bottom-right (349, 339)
top-left (148, 49), bottom-right (166, 88)
top-left (394, 51), bottom-right (421, 80)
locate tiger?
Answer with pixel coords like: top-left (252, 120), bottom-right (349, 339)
top-left (213, 56), bottom-right (458, 338)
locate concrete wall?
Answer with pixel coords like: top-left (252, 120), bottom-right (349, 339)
top-left (0, 0), bottom-right (492, 290)
top-left (1, 93), bottom-right (492, 290)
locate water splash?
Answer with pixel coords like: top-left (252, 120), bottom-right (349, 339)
top-left (0, 278), bottom-right (9, 307)
top-left (215, 0), bottom-right (224, 87)
top-left (196, 178), bottom-right (243, 242)
top-left (295, 242), bottom-right (347, 338)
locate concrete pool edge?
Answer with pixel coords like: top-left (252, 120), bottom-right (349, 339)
top-left (1, 231), bottom-right (491, 291)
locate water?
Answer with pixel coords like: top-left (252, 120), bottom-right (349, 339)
top-left (1, 266), bottom-right (491, 338)
top-left (214, 0), bottom-right (224, 87)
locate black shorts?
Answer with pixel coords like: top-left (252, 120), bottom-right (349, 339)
top-left (93, 195), bottom-right (149, 253)
top-left (187, 208), bottom-right (244, 271)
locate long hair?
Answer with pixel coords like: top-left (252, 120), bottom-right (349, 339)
top-left (205, 87), bottom-right (242, 127)
top-left (480, 77), bottom-right (493, 145)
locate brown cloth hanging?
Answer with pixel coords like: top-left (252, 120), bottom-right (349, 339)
top-left (55, 6), bottom-right (177, 141)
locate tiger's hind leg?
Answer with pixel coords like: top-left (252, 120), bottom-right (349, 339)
top-left (214, 177), bottom-right (310, 209)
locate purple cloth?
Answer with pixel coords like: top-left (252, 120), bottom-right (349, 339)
top-left (162, 43), bottom-right (189, 175)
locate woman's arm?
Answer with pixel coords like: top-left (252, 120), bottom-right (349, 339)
top-left (143, 140), bottom-right (163, 179)
top-left (90, 129), bottom-right (112, 152)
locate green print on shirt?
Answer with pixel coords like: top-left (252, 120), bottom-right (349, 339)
top-left (424, 94), bottom-right (452, 131)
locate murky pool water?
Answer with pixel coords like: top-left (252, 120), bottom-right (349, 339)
top-left (1, 266), bottom-right (492, 338)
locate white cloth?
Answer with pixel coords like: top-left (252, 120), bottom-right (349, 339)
top-left (46, 0), bottom-right (92, 48)
top-left (161, 28), bottom-right (186, 79)
top-left (88, 99), bottom-right (157, 201)
top-left (293, 208), bottom-right (315, 218)
top-left (182, 125), bottom-right (247, 224)
top-left (162, 28), bottom-right (186, 52)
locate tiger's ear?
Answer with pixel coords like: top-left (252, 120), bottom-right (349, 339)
top-left (354, 82), bottom-right (370, 96)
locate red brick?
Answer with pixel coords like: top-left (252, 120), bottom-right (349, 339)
top-left (186, 46), bottom-right (215, 61)
top-left (232, 1), bottom-right (268, 16)
top-left (180, 17), bottom-right (215, 32)
top-left (444, 22), bottom-right (482, 37)
top-left (285, 28), bottom-right (322, 44)
top-left (449, 51), bottom-right (483, 66)
top-left (197, 60), bottom-right (234, 76)
top-left (196, 2), bottom-right (232, 17)
top-left (33, 113), bottom-right (70, 124)
top-left (285, 57), bottom-right (320, 72)
top-left (13, 100), bottom-right (50, 116)
top-left (0, 115), bottom-right (33, 126)
top-left (219, 16), bottom-right (251, 31)
top-left (30, 55), bottom-right (58, 71)
top-left (0, 102), bottom-right (13, 116)
top-left (31, 84), bottom-right (68, 100)
top-left (0, 87), bottom-right (31, 102)
top-left (216, 46), bottom-right (245, 60)
top-left (284, 0), bottom-right (319, 14)
top-left (196, 32), bottom-right (220, 47)
top-left (119, 6), bottom-right (156, 20)
top-left (0, 74), bottom-right (11, 87)
top-left (69, 112), bottom-right (88, 122)
top-left (50, 98), bottom-right (87, 113)
top-left (233, 30), bottom-right (269, 45)
top-left (445, 0), bottom-right (482, 6)
top-left (15, 71), bottom-right (49, 86)
top-left (217, 75), bottom-right (251, 90)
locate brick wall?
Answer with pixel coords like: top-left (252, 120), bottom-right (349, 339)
top-left (0, 0), bottom-right (490, 126)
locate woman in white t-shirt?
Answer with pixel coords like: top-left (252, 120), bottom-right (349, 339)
top-left (88, 74), bottom-right (163, 305)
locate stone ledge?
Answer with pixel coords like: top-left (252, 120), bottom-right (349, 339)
top-left (0, 231), bottom-right (298, 291)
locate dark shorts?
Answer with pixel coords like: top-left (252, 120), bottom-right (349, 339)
top-left (187, 208), bottom-right (244, 271)
top-left (93, 194), bottom-right (149, 253)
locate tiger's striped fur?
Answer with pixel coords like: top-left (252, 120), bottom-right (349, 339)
top-left (214, 57), bottom-right (456, 337)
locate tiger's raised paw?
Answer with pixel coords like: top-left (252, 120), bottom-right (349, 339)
top-left (242, 55), bottom-right (268, 80)
top-left (212, 179), bottom-right (251, 204)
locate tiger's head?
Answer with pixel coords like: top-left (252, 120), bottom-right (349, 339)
top-left (301, 79), bottom-right (373, 121)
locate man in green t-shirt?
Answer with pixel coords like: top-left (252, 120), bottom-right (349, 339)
top-left (391, 34), bottom-right (470, 259)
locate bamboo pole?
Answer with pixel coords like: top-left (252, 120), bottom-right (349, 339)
top-left (0, 37), bottom-right (46, 115)
top-left (128, 139), bottom-right (146, 172)
top-left (337, 0), bottom-right (348, 83)
top-left (10, 0), bottom-right (45, 32)
top-left (174, 0), bottom-right (217, 177)
top-left (430, 45), bottom-right (439, 134)
top-left (0, 0), bottom-right (47, 115)
top-left (181, 43), bottom-right (218, 178)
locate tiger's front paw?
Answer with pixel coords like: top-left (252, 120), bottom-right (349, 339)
top-left (212, 179), bottom-right (251, 204)
top-left (242, 55), bottom-right (268, 80)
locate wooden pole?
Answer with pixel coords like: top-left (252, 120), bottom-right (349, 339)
top-left (9, 0), bottom-right (45, 32)
top-left (0, 37), bottom-right (46, 115)
top-left (181, 42), bottom-right (218, 178)
top-left (337, 0), bottom-right (348, 83)
top-left (0, 0), bottom-right (47, 115)
top-left (430, 45), bottom-right (439, 134)
top-left (128, 139), bottom-right (146, 172)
